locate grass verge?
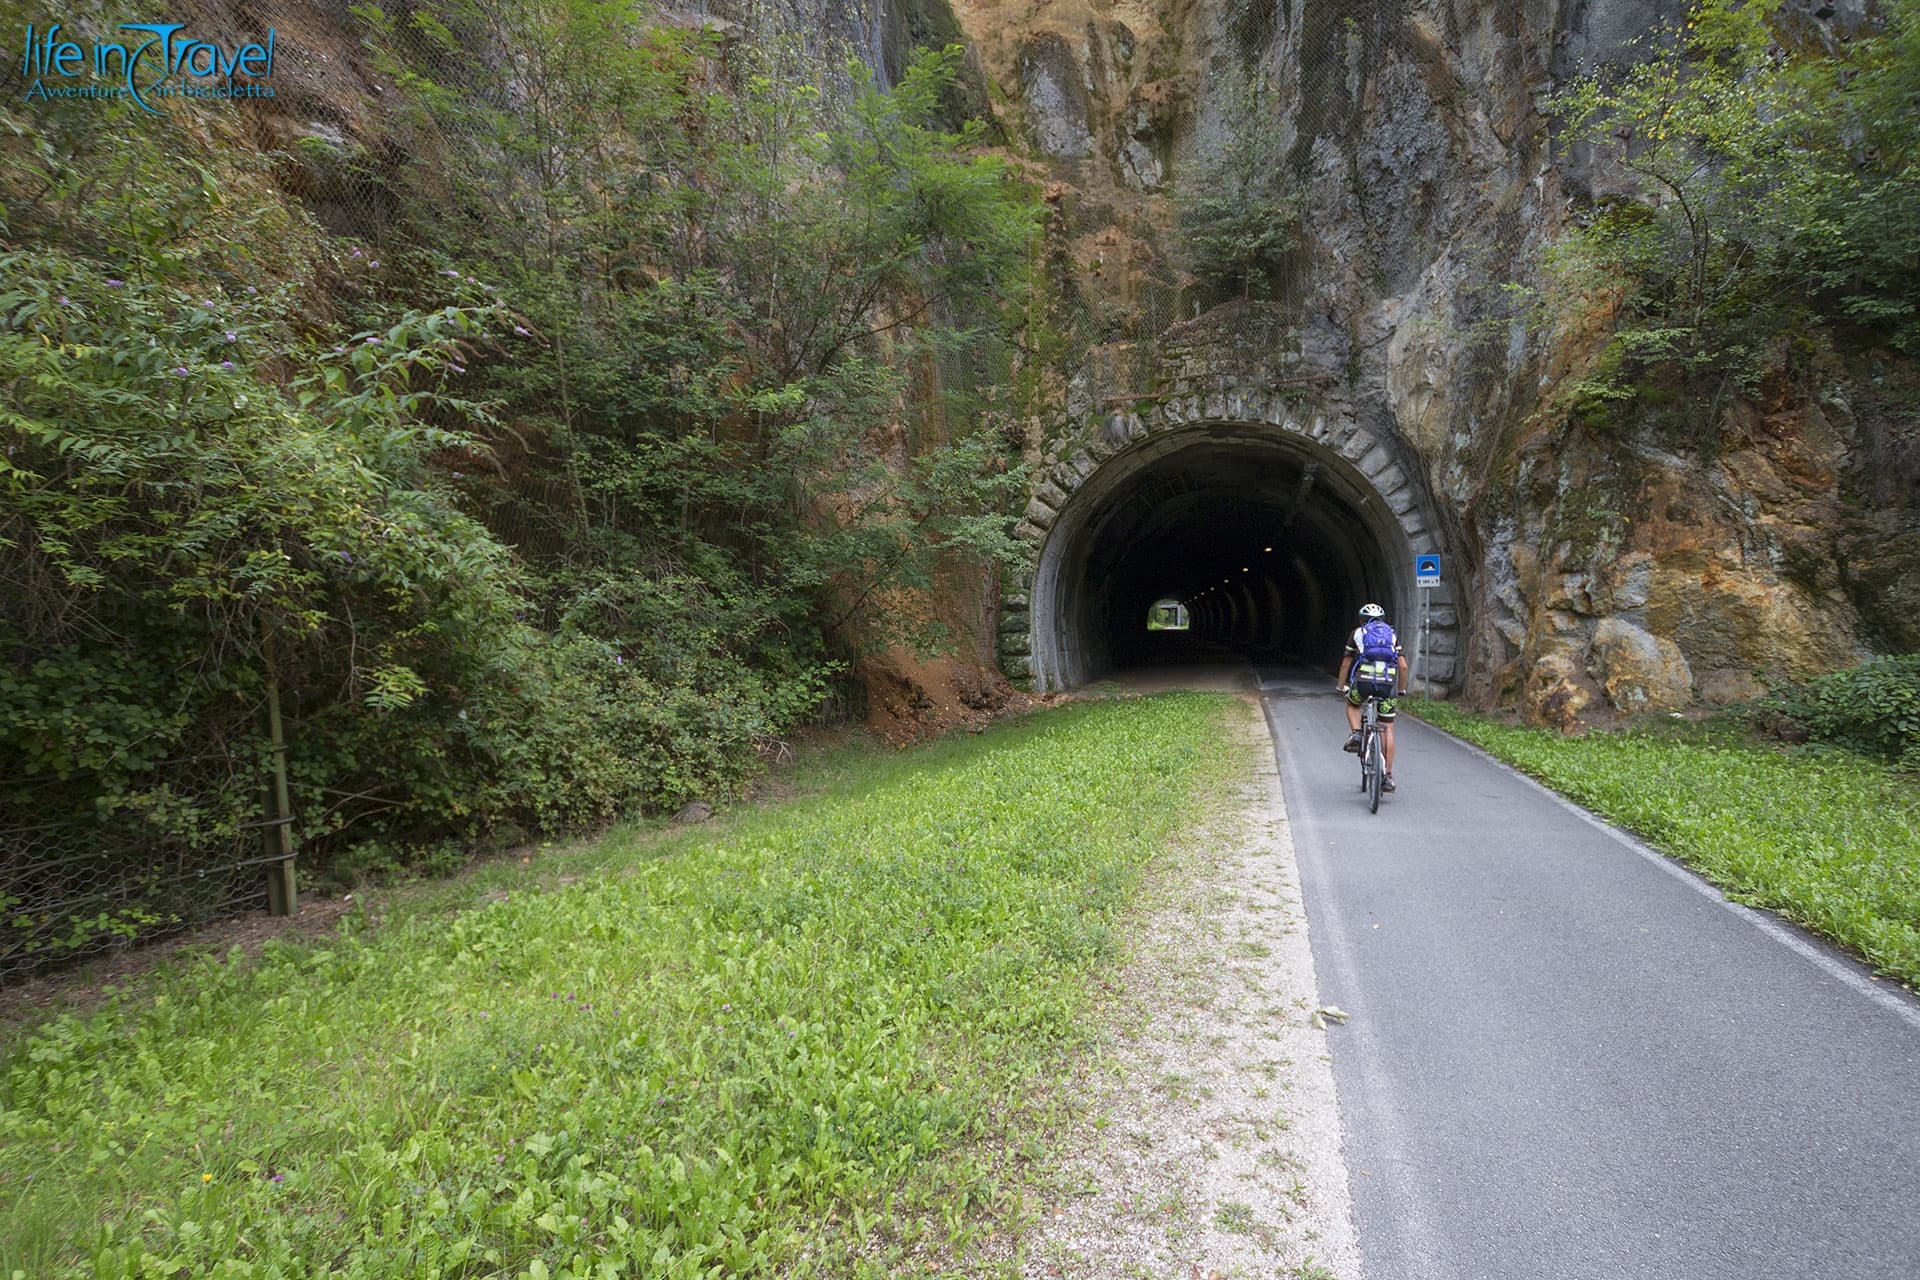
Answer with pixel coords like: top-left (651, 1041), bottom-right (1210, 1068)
top-left (1411, 701), bottom-right (1920, 990)
top-left (0, 693), bottom-right (1244, 1280)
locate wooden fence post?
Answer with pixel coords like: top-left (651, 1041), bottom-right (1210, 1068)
top-left (262, 630), bottom-right (298, 917)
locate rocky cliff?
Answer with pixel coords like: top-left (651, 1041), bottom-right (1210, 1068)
top-left (951, 0), bottom-right (1917, 723)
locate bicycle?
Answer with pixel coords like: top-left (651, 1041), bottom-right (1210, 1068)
top-left (1356, 692), bottom-right (1387, 813)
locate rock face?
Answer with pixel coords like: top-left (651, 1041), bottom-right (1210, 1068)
top-left (1589, 619), bottom-right (1691, 714)
top-left (1020, 31), bottom-right (1095, 158)
top-left (945, 0), bottom-right (1917, 722)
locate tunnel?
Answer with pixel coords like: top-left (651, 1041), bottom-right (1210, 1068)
top-left (1024, 421), bottom-right (1428, 690)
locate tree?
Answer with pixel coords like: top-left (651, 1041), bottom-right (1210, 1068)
top-left (1176, 64), bottom-right (1301, 302)
top-left (1550, 0), bottom-right (1920, 427)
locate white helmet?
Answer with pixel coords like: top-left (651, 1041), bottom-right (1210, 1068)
top-left (1358, 603), bottom-right (1386, 619)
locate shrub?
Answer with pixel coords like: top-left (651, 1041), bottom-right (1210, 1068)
top-left (0, 248), bottom-right (834, 966)
top-left (1758, 655), bottom-right (1920, 767)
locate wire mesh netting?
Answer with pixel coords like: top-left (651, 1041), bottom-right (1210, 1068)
top-left (0, 740), bottom-right (289, 986)
top-left (1192, 0), bottom-right (1425, 319)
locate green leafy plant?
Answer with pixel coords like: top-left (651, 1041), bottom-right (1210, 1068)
top-left (0, 245), bottom-right (533, 861)
top-left (2, 1), bottom-right (1045, 956)
top-left (361, 3), bottom-right (1038, 657)
top-left (1175, 64), bottom-right (1302, 302)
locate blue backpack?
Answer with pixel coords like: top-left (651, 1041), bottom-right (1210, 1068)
top-left (1358, 620), bottom-right (1398, 664)
top-left (1354, 620), bottom-right (1398, 695)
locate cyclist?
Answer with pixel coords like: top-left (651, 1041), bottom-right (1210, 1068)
top-left (1335, 603), bottom-right (1409, 792)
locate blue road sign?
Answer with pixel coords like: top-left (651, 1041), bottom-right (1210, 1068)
top-left (1415, 553), bottom-right (1441, 585)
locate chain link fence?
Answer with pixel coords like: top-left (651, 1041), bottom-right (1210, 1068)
top-left (0, 735), bottom-right (293, 986)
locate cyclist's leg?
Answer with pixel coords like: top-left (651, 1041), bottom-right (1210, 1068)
top-left (1345, 688), bottom-right (1362, 733)
top-left (1379, 695), bottom-right (1398, 773)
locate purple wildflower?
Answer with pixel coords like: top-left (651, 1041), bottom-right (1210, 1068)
top-left (56, 296), bottom-right (69, 305)
top-left (351, 248), bottom-right (363, 258)
top-left (364, 336), bottom-right (379, 345)
top-left (270, 1174), bottom-right (284, 1183)
top-left (450, 363), bottom-right (466, 374)
top-left (106, 278), bottom-right (124, 287)
top-left (446, 269), bottom-right (460, 278)
top-left (369, 260), bottom-right (380, 268)
top-left (514, 325), bottom-right (530, 336)
top-left (246, 286), bottom-right (258, 295)
top-left (173, 366), bottom-right (189, 377)
top-left (333, 345), bottom-right (346, 353)
top-left (221, 360), bottom-right (235, 370)
top-left (224, 331), bottom-right (236, 342)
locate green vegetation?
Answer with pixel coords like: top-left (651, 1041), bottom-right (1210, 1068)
top-left (1, 0), bottom-right (1040, 954)
top-left (0, 693), bottom-right (1246, 1279)
top-left (1144, 600), bottom-right (1189, 632)
top-left (1411, 701), bottom-right (1920, 989)
top-left (1548, 0), bottom-right (1920, 429)
top-left (1757, 654), bottom-right (1920, 768)
top-left (1175, 64), bottom-right (1301, 303)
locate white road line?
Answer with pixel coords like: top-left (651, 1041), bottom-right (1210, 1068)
top-left (1408, 717), bottom-right (1920, 1033)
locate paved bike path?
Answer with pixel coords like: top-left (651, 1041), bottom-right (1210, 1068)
top-left (1256, 667), bottom-right (1920, 1280)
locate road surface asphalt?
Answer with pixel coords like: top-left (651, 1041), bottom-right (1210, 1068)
top-left (1252, 665), bottom-right (1920, 1280)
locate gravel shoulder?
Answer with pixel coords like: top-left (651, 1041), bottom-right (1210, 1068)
top-left (1021, 694), bottom-right (1360, 1280)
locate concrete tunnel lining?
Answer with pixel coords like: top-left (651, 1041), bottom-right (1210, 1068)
top-left (1013, 418), bottom-right (1455, 692)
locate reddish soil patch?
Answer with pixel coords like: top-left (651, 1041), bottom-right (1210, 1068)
top-left (859, 647), bottom-right (1042, 746)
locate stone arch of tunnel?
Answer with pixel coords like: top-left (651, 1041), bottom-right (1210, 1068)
top-left (1000, 406), bottom-right (1459, 692)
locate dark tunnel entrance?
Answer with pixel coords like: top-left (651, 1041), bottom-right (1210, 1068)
top-left (1026, 423), bottom-right (1420, 690)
